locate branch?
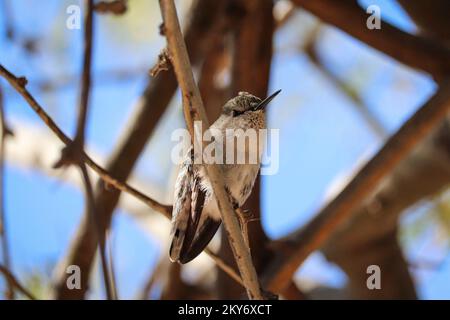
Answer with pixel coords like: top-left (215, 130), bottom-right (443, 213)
top-left (205, 248), bottom-right (243, 287)
top-left (261, 78), bottom-right (450, 293)
top-left (76, 0), bottom-right (94, 150)
top-left (78, 0), bottom-right (115, 300)
top-left (54, 0), bottom-right (94, 168)
top-left (291, 0), bottom-right (450, 80)
top-left (159, 0), bottom-right (263, 300)
top-left (0, 265), bottom-right (36, 300)
top-left (80, 163), bottom-right (116, 300)
top-left (50, 0), bottom-right (115, 300)
top-left (396, 0), bottom-right (450, 44)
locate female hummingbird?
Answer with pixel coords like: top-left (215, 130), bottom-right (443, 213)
top-left (169, 90), bottom-right (281, 263)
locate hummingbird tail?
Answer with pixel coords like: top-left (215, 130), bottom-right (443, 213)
top-left (178, 216), bottom-right (221, 264)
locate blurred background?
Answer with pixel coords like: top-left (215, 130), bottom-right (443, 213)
top-left (0, 0), bottom-right (449, 299)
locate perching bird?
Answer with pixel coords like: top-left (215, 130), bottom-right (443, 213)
top-left (169, 90), bottom-right (281, 263)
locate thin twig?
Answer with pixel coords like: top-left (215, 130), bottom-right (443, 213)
top-left (77, 0), bottom-right (94, 149)
top-left (261, 78), bottom-right (450, 293)
top-left (149, 48), bottom-right (171, 77)
top-left (80, 164), bottom-right (115, 300)
top-left (78, 0), bottom-right (116, 300)
top-left (159, 0), bottom-right (263, 299)
top-left (53, 0), bottom-right (115, 300)
top-left (0, 85), bottom-right (14, 299)
top-left (53, 0), bottom-right (94, 168)
top-left (0, 265), bottom-right (36, 300)
top-left (204, 248), bottom-right (244, 287)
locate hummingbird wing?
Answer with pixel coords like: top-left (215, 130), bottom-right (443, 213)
top-left (169, 150), bottom-right (221, 263)
top-left (178, 212), bottom-right (221, 264)
top-left (169, 155), bottom-right (193, 262)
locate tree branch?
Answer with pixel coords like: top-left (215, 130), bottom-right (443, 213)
top-left (159, 0), bottom-right (263, 299)
top-left (51, 0), bottom-right (115, 300)
top-left (261, 78), bottom-right (450, 293)
top-left (0, 265), bottom-right (36, 300)
top-left (291, 0), bottom-right (450, 81)
top-left (80, 163), bottom-right (116, 300)
top-left (205, 248), bottom-right (244, 287)
top-left (76, 0), bottom-right (94, 149)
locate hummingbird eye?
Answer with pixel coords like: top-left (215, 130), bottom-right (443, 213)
top-left (232, 109), bottom-right (245, 117)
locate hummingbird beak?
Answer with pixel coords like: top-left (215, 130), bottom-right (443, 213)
top-left (254, 89), bottom-right (281, 111)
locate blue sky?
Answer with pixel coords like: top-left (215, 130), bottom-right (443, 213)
top-left (0, 0), bottom-right (448, 299)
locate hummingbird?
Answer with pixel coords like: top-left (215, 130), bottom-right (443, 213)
top-left (169, 89), bottom-right (281, 264)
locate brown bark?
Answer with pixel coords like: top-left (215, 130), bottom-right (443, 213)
top-left (397, 0), bottom-right (450, 44)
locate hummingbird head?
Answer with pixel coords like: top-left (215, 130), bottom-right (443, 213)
top-left (222, 89), bottom-right (281, 117)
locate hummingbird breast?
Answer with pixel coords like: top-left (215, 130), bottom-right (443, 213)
top-left (198, 110), bottom-right (266, 220)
